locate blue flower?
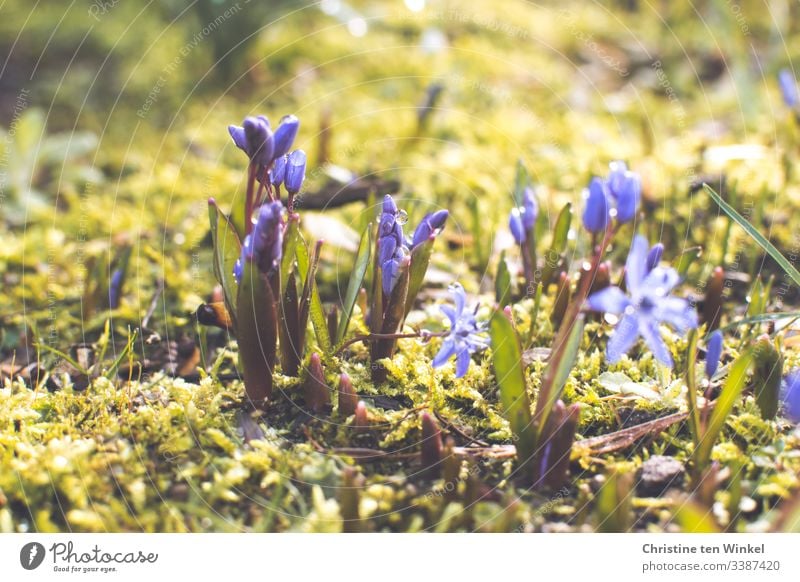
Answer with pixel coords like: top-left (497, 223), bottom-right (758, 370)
top-left (779, 69), bottom-right (799, 109)
top-left (646, 242), bottom-right (664, 273)
top-left (269, 154), bottom-right (287, 188)
top-left (509, 187), bottom-right (537, 243)
top-left (782, 371), bottom-right (800, 423)
top-left (587, 235), bottom-right (698, 367)
top-left (109, 269), bottom-right (123, 309)
top-left (229, 115), bottom-right (275, 167)
top-left (284, 150), bottom-right (307, 194)
top-left (606, 161), bottom-right (640, 223)
top-left (411, 209), bottom-right (449, 248)
top-left (236, 201), bottom-right (284, 279)
top-left (582, 177), bottom-right (610, 233)
top-left (378, 195), bottom-right (407, 295)
top-left (705, 330), bottom-right (723, 379)
top-left (272, 115), bottom-right (300, 159)
top-left (432, 283), bottom-right (489, 378)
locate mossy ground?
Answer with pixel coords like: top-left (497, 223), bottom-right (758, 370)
top-left (2, 0), bottom-right (800, 532)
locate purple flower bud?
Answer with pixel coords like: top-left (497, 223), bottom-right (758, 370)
top-left (705, 330), bottom-right (723, 379)
top-left (242, 116), bottom-right (275, 167)
top-left (582, 177), bottom-right (610, 233)
top-left (509, 209), bottom-right (525, 244)
top-left (109, 269), bottom-right (123, 309)
top-left (378, 236), bottom-right (398, 265)
top-left (411, 209), bottom-right (449, 247)
top-left (270, 154), bottom-right (287, 188)
top-left (284, 150), bottom-right (306, 194)
top-left (272, 115), bottom-right (300, 159)
top-left (607, 161), bottom-right (640, 223)
top-left (383, 194), bottom-right (398, 214)
top-left (782, 370), bottom-right (800, 423)
top-left (247, 201), bottom-right (284, 274)
top-left (521, 187), bottom-right (538, 231)
top-left (779, 69), bottom-right (799, 109)
top-left (646, 243), bottom-right (664, 273)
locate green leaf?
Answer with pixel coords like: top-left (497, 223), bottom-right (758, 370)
top-left (495, 251), bottom-right (512, 307)
top-left (675, 500), bottom-right (721, 533)
top-left (336, 223), bottom-right (372, 344)
top-left (296, 236), bottom-right (332, 354)
top-left (208, 200), bottom-right (241, 326)
top-left (280, 216), bottom-right (302, 295)
top-left (490, 312), bottom-right (535, 459)
top-left (717, 311), bottom-right (800, 333)
top-left (404, 237), bottom-right (435, 319)
top-left (694, 350), bottom-right (753, 470)
top-left (706, 184), bottom-right (800, 287)
top-left (535, 315), bottom-right (584, 442)
top-left (676, 246), bottom-right (702, 278)
top-left (541, 202), bottom-right (572, 286)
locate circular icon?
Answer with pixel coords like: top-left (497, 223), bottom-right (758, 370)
top-left (20, 542), bottom-right (46, 570)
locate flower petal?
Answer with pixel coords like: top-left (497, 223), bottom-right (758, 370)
top-left (653, 296), bottom-right (698, 333)
top-left (228, 125), bottom-right (247, 151)
top-left (606, 313), bottom-right (641, 363)
top-left (455, 347), bottom-right (471, 378)
top-left (625, 235), bottom-right (649, 294)
top-left (450, 283), bottom-right (466, 316)
top-left (432, 338), bottom-right (457, 368)
top-left (587, 286), bottom-right (630, 314)
top-left (640, 319), bottom-right (673, 367)
top-left (440, 305), bottom-right (458, 327)
top-left (641, 266), bottom-right (681, 296)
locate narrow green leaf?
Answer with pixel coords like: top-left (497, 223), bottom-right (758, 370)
top-left (404, 237), bottom-right (435, 319)
top-left (685, 330), bottom-right (700, 448)
top-left (495, 251), bottom-right (512, 307)
top-left (717, 311), bottom-right (800, 333)
top-left (296, 236), bottom-right (332, 354)
top-left (535, 315), bottom-right (584, 442)
top-left (694, 350), bottom-right (753, 469)
top-left (208, 200), bottom-right (241, 326)
top-left (676, 246), bottom-right (702, 278)
top-left (104, 328), bottom-right (138, 380)
top-left (674, 500), bottom-right (721, 533)
top-left (336, 223), bottom-right (372, 344)
top-left (490, 311), bottom-right (535, 459)
top-left (551, 202), bottom-right (572, 254)
top-left (706, 184), bottom-right (800, 287)
top-left (280, 215), bottom-right (301, 295)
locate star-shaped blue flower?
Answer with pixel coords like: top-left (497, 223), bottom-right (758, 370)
top-left (782, 370), bottom-right (800, 423)
top-left (432, 283), bottom-right (489, 378)
top-left (587, 235), bottom-right (698, 367)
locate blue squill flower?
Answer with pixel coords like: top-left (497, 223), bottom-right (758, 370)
top-left (606, 161), bottom-right (640, 223)
top-left (508, 187), bottom-right (537, 244)
top-left (272, 115), bottom-right (300, 159)
top-left (582, 177), bottom-right (610, 233)
top-left (782, 371), bottom-right (800, 422)
top-left (411, 209), bottom-right (449, 248)
top-left (779, 69), bottom-right (799, 109)
top-left (284, 150), bottom-right (307, 194)
top-left (239, 201), bottom-right (284, 276)
top-left (646, 242), bottom-right (664, 273)
top-left (269, 154), bottom-right (287, 188)
top-left (432, 283), bottom-right (489, 378)
top-left (378, 195), bottom-right (407, 295)
top-left (229, 116), bottom-right (275, 167)
top-left (705, 330), bottom-right (723, 378)
top-left (109, 269), bottom-right (123, 309)
top-left (587, 235), bottom-right (698, 367)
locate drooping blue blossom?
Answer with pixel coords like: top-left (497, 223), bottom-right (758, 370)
top-left (284, 150), bottom-right (307, 194)
top-left (646, 242), bottom-right (664, 273)
top-left (782, 370), bottom-right (800, 423)
top-left (582, 177), bottom-right (610, 233)
top-left (508, 187), bottom-right (537, 244)
top-left (779, 69), bottom-right (799, 109)
top-left (606, 161), bottom-right (640, 223)
top-left (269, 154), bottom-right (287, 188)
top-left (411, 209), bottom-right (449, 248)
top-left (705, 330), bottom-right (723, 379)
top-left (432, 283), bottom-right (489, 378)
top-left (586, 235), bottom-right (698, 367)
top-left (235, 201), bottom-right (284, 281)
top-left (109, 268), bottom-right (123, 309)
top-left (272, 115), bottom-right (300, 159)
top-left (229, 115), bottom-right (275, 167)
